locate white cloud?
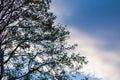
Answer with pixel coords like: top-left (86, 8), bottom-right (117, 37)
top-left (68, 27), bottom-right (120, 80)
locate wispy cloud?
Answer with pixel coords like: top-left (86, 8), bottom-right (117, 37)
top-left (50, 0), bottom-right (71, 24)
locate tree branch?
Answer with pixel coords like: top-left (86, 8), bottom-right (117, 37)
top-left (4, 40), bottom-right (26, 64)
top-left (8, 61), bottom-right (56, 80)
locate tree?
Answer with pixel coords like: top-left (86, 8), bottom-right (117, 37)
top-left (0, 0), bottom-right (87, 80)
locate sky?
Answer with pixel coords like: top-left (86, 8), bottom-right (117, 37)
top-left (50, 0), bottom-right (120, 80)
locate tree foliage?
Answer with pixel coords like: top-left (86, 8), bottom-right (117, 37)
top-left (0, 0), bottom-right (87, 80)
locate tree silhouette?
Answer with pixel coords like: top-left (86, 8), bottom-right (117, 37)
top-left (0, 0), bottom-right (87, 80)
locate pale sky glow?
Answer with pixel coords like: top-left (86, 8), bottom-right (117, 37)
top-left (50, 0), bottom-right (120, 80)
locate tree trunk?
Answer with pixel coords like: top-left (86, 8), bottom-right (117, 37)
top-left (0, 40), bottom-right (4, 80)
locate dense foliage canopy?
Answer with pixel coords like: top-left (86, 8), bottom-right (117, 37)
top-left (0, 0), bottom-right (87, 80)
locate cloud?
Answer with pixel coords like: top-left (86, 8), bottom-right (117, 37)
top-left (50, 0), bottom-right (71, 23)
top-left (68, 27), bottom-right (120, 80)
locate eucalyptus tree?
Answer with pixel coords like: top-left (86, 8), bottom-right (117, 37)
top-left (0, 0), bottom-right (87, 80)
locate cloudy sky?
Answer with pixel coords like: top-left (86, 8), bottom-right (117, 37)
top-left (50, 0), bottom-right (120, 80)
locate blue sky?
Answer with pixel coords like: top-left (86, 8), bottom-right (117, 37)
top-left (66, 0), bottom-right (120, 51)
top-left (51, 0), bottom-right (120, 80)
top-left (52, 0), bottom-right (120, 52)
